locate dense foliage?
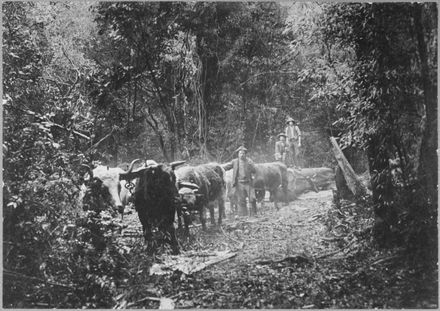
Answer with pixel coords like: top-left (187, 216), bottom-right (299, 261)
top-left (3, 1), bottom-right (437, 308)
top-left (318, 2), bottom-right (437, 259)
top-left (87, 2), bottom-right (306, 162)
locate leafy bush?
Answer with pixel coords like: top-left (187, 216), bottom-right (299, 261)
top-left (4, 188), bottom-right (133, 308)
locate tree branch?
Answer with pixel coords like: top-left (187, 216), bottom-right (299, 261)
top-left (4, 269), bottom-right (74, 290)
top-left (61, 46), bottom-right (81, 97)
top-left (48, 122), bottom-right (90, 140)
top-left (7, 105), bottom-right (91, 140)
top-left (86, 128), bottom-right (114, 152)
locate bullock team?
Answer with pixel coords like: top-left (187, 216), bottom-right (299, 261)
top-left (80, 146), bottom-right (335, 254)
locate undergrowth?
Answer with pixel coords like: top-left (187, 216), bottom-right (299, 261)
top-left (4, 191), bottom-right (437, 308)
top-left (120, 194), bottom-right (438, 309)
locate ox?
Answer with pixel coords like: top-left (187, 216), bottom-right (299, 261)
top-left (175, 163), bottom-right (226, 235)
top-left (301, 167), bottom-right (335, 190)
top-left (253, 162), bottom-right (289, 210)
top-left (119, 159), bottom-right (188, 254)
top-left (117, 162), bottom-right (137, 207)
top-left (81, 164), bottom-right (135, 216)
top-left (277, 167), bottom-right (335, 201)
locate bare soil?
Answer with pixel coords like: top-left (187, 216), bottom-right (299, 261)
top-left (119, 190), bottom-right (341, 308)
top-left (123, 190), bottom-right (335, 262)
top-left (116, 190), bottom-right (437, 309)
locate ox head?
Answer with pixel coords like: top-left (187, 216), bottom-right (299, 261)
top-left (81, 164), bottom-right (117, 214)
top-left (119, 159), bottom-right (186, 180)
top-left (177, 180), bottom-right (201, 207)
top-left (119, 159), bottom-right (188, 201)
top-left (81, 160), bottom-right (139, 215)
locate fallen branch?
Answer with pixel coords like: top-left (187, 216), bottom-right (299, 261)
top-left (193, 289), bottom-right (230, 298)
top-left (220, 227), bottom-right (245, 251)
top-left (334, 209), bottom-right (346, 217)
top-left (302, 304), bottom-right (316, 309)
top-left (220, 226), bottom-right (242, 244)
top-left (314, 238), bottom-right (357, 260)
top-left (243, 237), bottom-right (296, 242)
top-left (184, 251), bottom-right (219, 257)
top-left (255, 254), bottom-right (311, 266)
top-left (150, 251), bottom-right (237, 275)
top-left (321, 236), bottom-right (344, 242)
top-left (189, 252), bottom-right (237, 273)
top-left (371, 254), bottom-right (401, 266)
top-left (313, 249), bottom-right (342, 260)
top-left (126, 296), bottom-right (160, 308)
top-left (170, 289), bottom-right (231, 301)
top-left (308, 213), bottom-right (325, 222)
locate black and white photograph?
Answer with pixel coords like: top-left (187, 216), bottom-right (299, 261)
top-left (3, 1), bottom-right (438, 308)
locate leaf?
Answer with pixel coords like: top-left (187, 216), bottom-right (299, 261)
top-left (9, 52), bottom-right (20, 58)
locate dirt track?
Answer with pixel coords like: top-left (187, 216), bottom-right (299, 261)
top-left (122, 190), bottom-right (335, 263)
top-left (121, 190), bottom-right (337, 287)
top-left (204, 190), bottom-right (335, 268)
top-left (114, 188), bottom-right (437, 309)
top-left (166, 190), bottom-right (338, 308)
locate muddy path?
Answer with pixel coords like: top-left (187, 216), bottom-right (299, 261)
top-left (116, 190), bottom-right (437, 309)
top-left (118, 190), bottom-right (339, 309)
top-left (123, 190), bottom-right (335, 261)
top-left (219, 190), bottom-right (334, 263)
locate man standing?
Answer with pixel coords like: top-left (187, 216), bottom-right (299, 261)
top-left (223, 146), bottom-right (257, 216)
top-left (285, 117), bottom-right (301, 168)
top-left (274, 133), bottom-right (287, 164)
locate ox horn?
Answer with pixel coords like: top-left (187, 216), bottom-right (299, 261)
top-left (170, 160), bottom-right (186, 170)
top-left (126, 159), bottom-right (141, 174)
top-left (146, 160), bottom-right (158, 167)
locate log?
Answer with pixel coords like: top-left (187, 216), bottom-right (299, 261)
top-left (255, 254), bottom-right (311, 266)
top-left (329, 137), bottom-right (367, 197)
top-left (149, 251), bottom-right (237, 275)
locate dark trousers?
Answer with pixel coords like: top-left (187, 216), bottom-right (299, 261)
top-left (287, 140), bottom-right (300, 167)
top-left (235, 182), bottom-right (257, 216)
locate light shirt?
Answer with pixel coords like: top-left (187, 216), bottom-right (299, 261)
top-left (238, 159), bottom-right (247, 180)
top-left (275, 141), bottom-right (286, 154)
top-left (286, 125), bottom-right (300, 140)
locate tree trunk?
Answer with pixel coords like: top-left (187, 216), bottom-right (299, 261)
top-left (110, 134), bottom-right (119, 165)
top-left (329, 137), bottom-right (367, 197)
top-left (367, 135), bottom-right (397, 247)
top-left (413, 3), bottom-right (438, 208)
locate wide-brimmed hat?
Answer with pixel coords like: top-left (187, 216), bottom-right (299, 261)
top-left (235, 146), bottom-right (248, 153)
top-left (286, 117), bottom-right (296, 124)
top-left (277, 133), bottom-right (287, 138)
